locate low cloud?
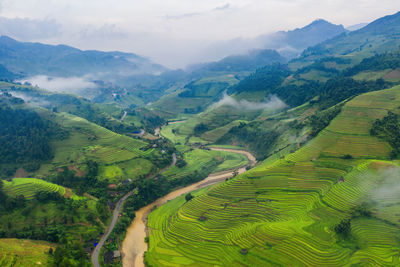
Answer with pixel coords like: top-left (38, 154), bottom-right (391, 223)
top-left (17, 75), bottom-right (97, 94)
top-left (370, 167), bottom-right (400, 202)
top-left (212, 92), bottom-right (287, 111)
top-left (9, 91), bottom-right (51, 107)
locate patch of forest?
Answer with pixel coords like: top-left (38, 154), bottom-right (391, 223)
top-left (370, 111), bottom-right (400, 158)
top-left (0, 94), bottom-right (67, 174)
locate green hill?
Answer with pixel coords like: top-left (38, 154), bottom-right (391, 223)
top-left (0, 238), bottom-right (54, 267)
top-left (145, 85), bottom-right (400, 266)
top-left (36, 111), bottom-right (159, 182)
top-left (301, 11), bottom-right (400, 64)
top-left (3, 178), bottom-right (67, 200)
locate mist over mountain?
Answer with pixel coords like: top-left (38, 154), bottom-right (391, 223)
top-left (197, 19), bottom-right (346, 63)
top-left (346, 23), bottom-right (368, 31)
top-left (0, 35), bottom-right (166, 79)
top-left (187, 49), bottom-right (286, 74)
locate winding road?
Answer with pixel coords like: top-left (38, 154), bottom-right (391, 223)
top-left (121, 147), bottom-right (256, 267)
top-left (120, 111), bottom-right (128, 122)
top-left (92, 190), bottom-right (135, 267)
top-left (91, 153), bottom-right (178, 267)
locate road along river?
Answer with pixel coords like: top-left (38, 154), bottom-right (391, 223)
top-left (91, 153), bottom-right (177, 267)
top-left (121, 147), bottom-right (256, 267)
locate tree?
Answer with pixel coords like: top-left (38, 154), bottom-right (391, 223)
top-left (185, 193), bottom-right (194, 202)
top-left (334, 219), bottom-right (351, 238)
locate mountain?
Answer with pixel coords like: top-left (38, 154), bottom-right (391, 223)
top-left (200, 19), bottom-right (346, 62)
top-left (346, 23), bottom-right (368, 31)
top-left (188, 49), bottom-right (286, 73)
top-left (302, 11), bottom-right (400, 61)
top-left (0, 64), bottom-right (18, 80)
top-left (257, 19), bottom-right (346, 58)
top-left (0, 35), bottom-right (166, 78)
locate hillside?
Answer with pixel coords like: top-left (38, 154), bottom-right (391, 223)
top-left (301, 11), bottom-right (400, 63)
top-left (145, 85), bottom-right (400, 266)
top-left (202, 19), bottom-right (346, 62)
top-left (263, 19), bottom-right (346, 58)
top-left (0, 239), bottom-right (55, 266)
top-left (189, 49), bottom-right (286, 73)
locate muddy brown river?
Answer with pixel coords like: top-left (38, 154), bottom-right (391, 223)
top-left (121, 147), bottom-right (256, 267)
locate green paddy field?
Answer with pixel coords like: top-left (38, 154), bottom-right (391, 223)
top-left (145, 86), bottom-right (400, 266)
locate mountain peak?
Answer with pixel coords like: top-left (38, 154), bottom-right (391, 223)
top-left (310, 19), bottom-right (331, 25)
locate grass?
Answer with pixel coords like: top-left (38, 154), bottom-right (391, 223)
top-left (145, 85), bottom-right (400, 266)
top-left (353, 68), bottom-right (400, 82)
top-left (0, 238), bottom-right (55, 266)
top-left (162, 149), bottom-right (249, 181)
top-left (150, 74), bottom-right (240, 118)
top-left (35, 111), bottom-right (157, 182)
top-left (2, 178), bottom-right (77, 200)
top-left (98, 158), bottom-right (155, 182)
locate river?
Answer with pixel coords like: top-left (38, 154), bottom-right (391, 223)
top-left (121, 147), bottom-right (256, 267)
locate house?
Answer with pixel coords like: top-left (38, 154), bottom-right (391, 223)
top-left (108, 184), bottom-right (117, 189)
top-left (113, 250), bottom-right (121, 258)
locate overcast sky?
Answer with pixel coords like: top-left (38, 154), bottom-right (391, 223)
top-left (1, 0), bottom-right (400, 68)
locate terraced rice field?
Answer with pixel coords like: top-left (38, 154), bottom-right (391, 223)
top-left (37, 112), bottom-right (157, 180)
top-left (162, 149), bottom-right (249, 181)
top-left (145, 86), bottom-right (400, 266)
top-left (3, 178), bottom-right (67, 200)
top-left (0, 238), bottom-right (54, 266)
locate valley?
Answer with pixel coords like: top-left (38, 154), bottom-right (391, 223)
top-left (1, 7), bottom-right (400, 267)
top-left (122, 147), bottom-right (256, 267)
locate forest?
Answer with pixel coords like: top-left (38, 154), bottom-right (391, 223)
top-left (0, 96), bottom-right (67, 174)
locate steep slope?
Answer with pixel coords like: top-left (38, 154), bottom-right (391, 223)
top-left (301, 11), bottom-right (400, 62)
top-left (264, 19), bottom-right (346, 58)
top-left (145, 86), bottom-right (400, 266)
top-left (202, 20), bottom-right (346, 62)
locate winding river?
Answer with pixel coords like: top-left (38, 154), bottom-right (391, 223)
top-left (121, 148), bottom-right (256, 267)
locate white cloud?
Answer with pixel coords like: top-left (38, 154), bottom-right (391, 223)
top-left (212, 92), bottom-right (287, 111)
top-left (17, 76), bottom-right (97, 94)
top-left (1, 0), bottom-right (400, 67)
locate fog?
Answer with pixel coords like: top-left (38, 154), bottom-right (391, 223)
top-left (2, 0), bottom-right (400, 68)
top-left (212, 92), bottom-right (286, 111)
top-left (370, 167), bottom-right (400, 203)
top-left (8, 91), bottom-right (51, 107)
top-left (17, 76), bottom-right (97, 94)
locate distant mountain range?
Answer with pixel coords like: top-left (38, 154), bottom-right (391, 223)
top-left (199, 19), bottom-right (346, 62)
top-left (0, 36), bottom-right (166, 78)
top-left (188, 49), bottom-right (286, 74)
top-left (301, 11), bottom-right (400, 61)
top-left (346, 23), bottom-right (368, 31)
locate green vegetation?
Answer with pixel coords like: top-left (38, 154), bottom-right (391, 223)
top-left (370, 111), bottom-right (400, 158)
top-left (162, 149), bottom-right (249, 183)
top-left (0, 94), bottom-right (67, 175)
top-left (308, 105), bottom-right (343, 137)
top-left (0, 238), bottom-right (55, 266)
top-left (3, 178), bottom-right (68, 200)
top-left (216, 121), bottom-right (280, 160)
top-left (145, 86), bottom-right (400, 266)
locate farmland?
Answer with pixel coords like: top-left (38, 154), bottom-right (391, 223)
top-left (0, 238), bottom-right (54, 266)
top-left (3, 178), bottom-right (66, 200)
top-left (35, 111), bottom-right (159, 182)
top-left (145, 86), bottom-right (400, 266)
top-left (162, 149), bottom-right (249, 181)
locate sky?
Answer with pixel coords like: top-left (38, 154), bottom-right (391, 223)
top-left (1, 0), bottom-right (400, 68)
